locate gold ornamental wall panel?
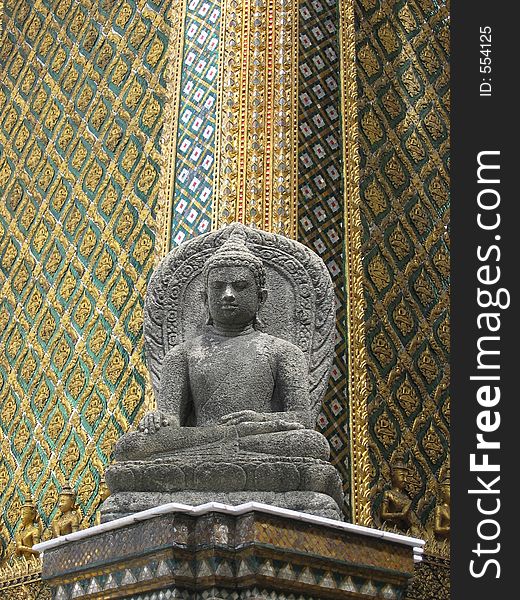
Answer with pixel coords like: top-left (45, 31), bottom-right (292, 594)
top-left (0, 0), bottom-right (174, 541)
top-left (355, 0), bottom-right (450, 534)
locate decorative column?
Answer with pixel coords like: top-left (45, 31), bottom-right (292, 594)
top-left (213, 0), bottom-right (299, 238)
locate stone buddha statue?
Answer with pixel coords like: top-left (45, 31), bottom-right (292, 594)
top-left (103, 224), bottom-right (344, 520)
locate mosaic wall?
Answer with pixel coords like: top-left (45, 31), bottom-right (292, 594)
top-left (0, 0), bottom-right (170, 536)
top-left (297, 0), bottom-right (351, 513)
top-left (169, 0), bottom-right (219, 247)
top-left (355, 0), bottom-right (450, 530)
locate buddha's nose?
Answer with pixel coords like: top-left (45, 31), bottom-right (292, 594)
top-left (222, 285), bottom-right (235, 301)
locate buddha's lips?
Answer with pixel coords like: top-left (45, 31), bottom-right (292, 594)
top-left (220, 304), bottom-right (238, 310)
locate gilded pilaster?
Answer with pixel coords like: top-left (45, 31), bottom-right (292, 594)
top-left (213, 0), bottom-right (298, 238)
top-left (339, 0), bottom-right (371, 526)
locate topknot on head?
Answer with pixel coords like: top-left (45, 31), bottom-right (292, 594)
top-left (202, 231), bottom-right (266, 292)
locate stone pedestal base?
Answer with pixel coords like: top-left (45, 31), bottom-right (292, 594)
top-left (36, 502), bottom-right (423, 600)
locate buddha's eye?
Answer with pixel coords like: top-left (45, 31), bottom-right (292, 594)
top-left (234, 280), bottom-right (249, 291)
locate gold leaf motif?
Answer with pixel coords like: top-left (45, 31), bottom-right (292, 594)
top-left (67, 366), bottom-right (86, 399)
top-left (53, 184), bottom-right (69, 212)
top-left (97, 42), bottom-right (113, 70)
top-left (63, 69), bottom-right (79, 94)
top-left (47, 409), bottom-right (65, 441)
top-left (72, 144), bottom-right (88, 170)
top-left (52, 48), bottom-right (67, 73)
top-left (0, 462), bottom-right (11, 489)
top-left (84, 392), bottom-right (103, 427)
top-left (2, 240), bottom-right (18, 269)
top-left (368, 254), bottom-right (390, 291)
top-left (27, 16), bottom-right (41, 40)
top-left (358, 44), bottom-right (379, 77)
top-left (393, 299), bottom-right (414, 336)
top-left (59, 123), bottom-right (74, 149)
top-left (53, 337), bottom-right (72, 371)
top-left (137, 164), bottom-right (156, 193)
top-left (100, 421), bottom-right (120, 458)
top-left (419, 44), bottom-right (439, 75)
top-left (405, 131), bottom-right (426, 162)
top-left (371, 331), bottom-right (393, 368)
top-left (374, 411), bottom-right (397, 448)
top-left (85, 161), bottom-right (103, 191)
top-left (46, 247), bottom-right (62, 275)
top-left (74, 294), bottom-right (92, 328)
top-left (414, 270), bottom-right (434, 305)
top-left (56, 0), bottom-right (72, 20)
top-left (27, 451), bottom-right (44, 484)
top-left (112, 59), bottom-right (129, 86)
top-left (39, 164), bottom-right (55, 191)
top-left (20, 353), bottom-right (37, 384)
top-left (106, 349), bottom-right (125, 386)
top-left (13, 263), bottom-right (30, 294)
top-left (126, 381), bottom-right (143, 414)
top-left (147, 39), bottom-right (164, 68)
top-left (410, 202), bottom-right (429, 235)
top-left (39, 33), bottom-right (54, 56)
top-left (396, 377), bottom-right (420, 416)
top-left (39, 310), bottom-right (57, 343)
top-left (401, 66), bottom-right (421, 97)
top-left (13, 420), bottom-right (31, 454)
top-left (389, 225), bottom-right (410, 260)
top-left (0, 159), bottom-right (12, 187)
top-left (125, 80), bottom-right (144, 111)
top-left (83, 27), bottom-right (99, 52)
top-left (132, 232), bottom-right (153, 265)
top-left (433, 245), bottom-right (449, 277)
top-left (1, 394), bottom-right (17, 424)
top-left (78, 469), bottom-right (97, 504)
top-left (62, 438), bottom-right (81, 475)
top-left (3, 107), bottom-right (18, 133)
top-left (384, 155), bottom-right (406, 188)
top-left (364, 180), bottom-right (387, 215)
top-left (361, 111), bottom-right (383, 145)
top-left (421, 423), bottom-right (443, 464)
top-left (95, 250), bottom-right (113, 282)
top-left (80, 227), bottom-right (97, 258)
top-left (60, 269), bottom-right (77, 301)
top-left (21, 68), bottom-right (36, 94)
top-left (26, 143), bottom-right (43, 170)
top-left (143, 97), bottom-right (161, 128)
top-left (106, 124), bottom-right (123, 153)
top-left (7, 327), bottom-right (23, 358)
top-left (92, 103), bottom-right (108, 130)
top-left (115, 206), bottom-right (135, 239)
top-left (111, 278), bottom-right (129, 310)
top-left (382, 88), bottom-right (401, 119)
top-left (20, 202), bottom-right (37, 231)
top-left (424, 110), bottom-right (443, 141)
top-left (89, 323), bottom-right (107, 355)
top-left (77, 86), bottom-right (94, 112)
top-left (70, 12), bottom-right (84, 37)
top-left (428, 174), bottom-right (448, 208)
top-left (65, 205), bottom-right (82, 234)
top-left (121, 142), bottom-right (139, 171)
top-left (437, 318), bottom-right (450, 351)
top-left (418, 348), bottom-right (438, 383)
top-left (377, 22), bottom-right (399, 54)
top-left (27, 288), bottom-right (43, 319)
top-left (398, 5), bottom-right (417, 32)
top-left (0, 307), bottom-right (10, 331)
top-left (130, 22), bottom-right (148, 48)
top-left (101, 184), bottom-right (119, 214)
top-left (127, 303), bottom-right (143, 336)
top-left (116, 2), bottom-right (133, 29)
top-left (15, 124), bottom-right (30, 153)
top-left (33, 382), bottom-right (50, 413)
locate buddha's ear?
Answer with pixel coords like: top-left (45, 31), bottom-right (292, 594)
top-left (259, 288), bottom-right (268, 305)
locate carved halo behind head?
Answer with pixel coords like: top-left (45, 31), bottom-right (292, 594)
top-left (144, 223), bottom-right (336, 422)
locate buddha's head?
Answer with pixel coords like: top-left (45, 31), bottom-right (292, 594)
top-left (202, 233), bottom-right (267, 329)
top-left (439, 478), bottom-right (450, 504)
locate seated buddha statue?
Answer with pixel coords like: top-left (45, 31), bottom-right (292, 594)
top-left (114, 235), bottom-right (329, 464)
top-left (14, 498), bottom-right (42, 558)
top-left (104, 224), bottom-right (343, 520)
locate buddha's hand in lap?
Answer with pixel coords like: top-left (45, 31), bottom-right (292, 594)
top-left (219, 410), bottom-right (268, 425)
top-left (138, 410), bottom-right (179, 434)
top-left (235, 419), bottom-right (306, 437)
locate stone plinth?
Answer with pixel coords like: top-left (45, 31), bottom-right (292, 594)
top-left (35, 503), bottom-right (424, 600)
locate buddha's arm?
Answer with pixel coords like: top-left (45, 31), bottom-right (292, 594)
top-left (150, 345), bottom-right (189, 427)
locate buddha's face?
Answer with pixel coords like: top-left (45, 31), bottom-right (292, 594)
top-left (206, 265), bottom-right (265, 328)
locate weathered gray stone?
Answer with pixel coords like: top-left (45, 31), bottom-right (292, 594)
top-left (103, 223), bottom-right (343, 520)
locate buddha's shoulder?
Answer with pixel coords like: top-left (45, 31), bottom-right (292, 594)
top-left (255, 332), bottom-right (304, 355)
